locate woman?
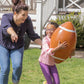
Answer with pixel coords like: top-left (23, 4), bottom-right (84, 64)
top-left (0, 0), bottom-right (42, 84)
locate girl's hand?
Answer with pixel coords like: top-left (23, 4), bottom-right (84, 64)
top-left (58, 41), bottom-right (68, 49)
top-left (52, 41), bottom-right (68, 53)
top-left (11, 33), bottom-right (18, 43)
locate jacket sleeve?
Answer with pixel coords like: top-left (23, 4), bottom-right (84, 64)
top-left (26, 16), bottom-right (40, 41)
top-left (42, 38), bottom-right (54, 56)
top-left (1, 14), bottom-right (12, 36)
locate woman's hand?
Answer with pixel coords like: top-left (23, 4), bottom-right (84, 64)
top-left (7, 27), bottom-right (18, 43)
top-left (34, 38), bottom-right (42, 46)
top-left (11, 33), bottom-right (18, 43)
top-left (69, 50), bottom-right (75, 58)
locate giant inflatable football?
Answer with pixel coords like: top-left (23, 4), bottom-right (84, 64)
top-left (50, 22), bottom-right (77, 64)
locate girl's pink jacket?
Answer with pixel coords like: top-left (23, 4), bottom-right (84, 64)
top-left (39, 36), bottom-right (55, 66)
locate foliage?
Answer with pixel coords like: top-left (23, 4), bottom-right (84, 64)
top-left (51, 12), bottom-right (84, 48)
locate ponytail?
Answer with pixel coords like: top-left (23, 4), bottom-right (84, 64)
top-left (12, 0), bottom-right (28, 13)
top-left (12, 0), bottom-right (20, 5)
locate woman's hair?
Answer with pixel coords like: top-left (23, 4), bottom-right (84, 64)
top-left (12, 0), bottom-right (28, 13)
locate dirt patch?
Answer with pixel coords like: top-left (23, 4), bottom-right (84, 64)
top-left (73, 49), bottom-right (84, 58)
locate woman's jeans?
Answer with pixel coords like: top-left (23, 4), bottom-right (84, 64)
top-left (0, 45), bottom-right (24, 84)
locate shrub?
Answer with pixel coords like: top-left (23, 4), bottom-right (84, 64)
top-left (50, 12), bottom-right (84, 48)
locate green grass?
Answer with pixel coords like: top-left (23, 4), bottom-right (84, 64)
top-left (9, 48), bottom-right (84, 84)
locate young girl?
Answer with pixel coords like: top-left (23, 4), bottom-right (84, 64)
top-left (39, 22), bottom-right (67, 84)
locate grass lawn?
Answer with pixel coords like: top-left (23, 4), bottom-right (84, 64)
top-left (9, 48), bottom-right (84, 84)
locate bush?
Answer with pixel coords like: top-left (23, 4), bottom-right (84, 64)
top-left (50, 12), bottom-right (84, 48)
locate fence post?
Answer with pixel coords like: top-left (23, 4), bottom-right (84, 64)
top-left (35, 0), bottom-right (42, 37)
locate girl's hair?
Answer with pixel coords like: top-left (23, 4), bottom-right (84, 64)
top-left (12, 0), bottom-right (28, 13)
top-left (45, 22), bottom-right (59, 36)
top-left (48, 22), bottom-right (59, 28)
